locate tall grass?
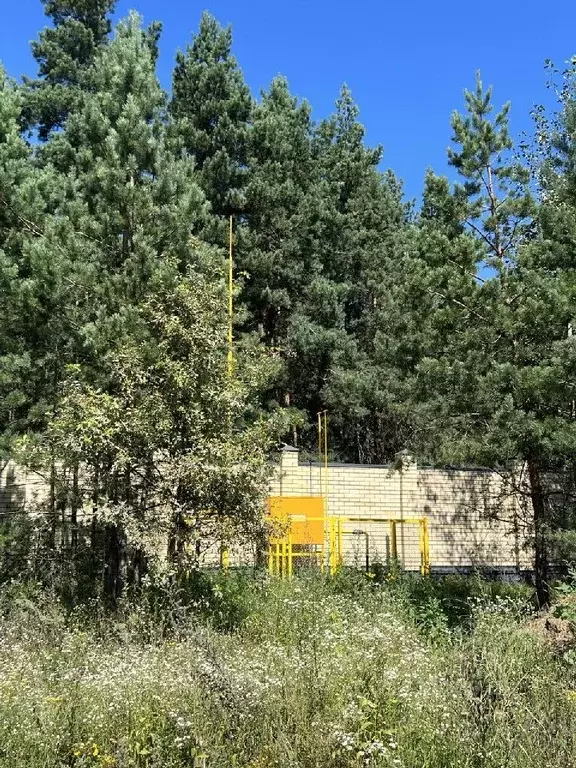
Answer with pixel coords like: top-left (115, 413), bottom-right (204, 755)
top-left (0, 573), bottom-right (574, 767)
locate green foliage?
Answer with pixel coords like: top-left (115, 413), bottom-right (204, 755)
top-left (1, 12), bottom-right (282, 600)
top-left (20, 270), bottom-right (279, 566)
top-left (170, 11), bottom-right (252, 225)
top-left (397, 72), bottom-right (576, 605)
top-left (280, 85), bottom-right (410, 461)
top-left (4, 11), bottom-right (207, 449)
top-left (22, 0), bottom-right (117, 139)
top-left (329, 567), bottom-right (532, 640)
top-left (0, 513), bottom-right (36, 583)
top-left (553, 569), bottom-right (576, 627)
top-left (6, 0), bottom-right (576, 615)
top-left (388, 572), bottom-right (532, 635)
top-left (448, 72), bottom-right (536, 268)
top-left (240, 76), bottom-right (315, 348)
top-left (179, 569), bottom-right (263, 633)
top-left (0, 67), bottom-right (56, 450)
top-left (0, 577), bottom-right (574, 768)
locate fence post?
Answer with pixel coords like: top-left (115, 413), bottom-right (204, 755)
top-left (390, 520), bottom-right (398, 561)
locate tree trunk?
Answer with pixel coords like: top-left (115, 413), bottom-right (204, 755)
top-left (71, 464), bottom-right (79, 553)
top-left (284, 392), bottom-right (298, 446)
top-left (527, 456), bottom-right (550, 608)
top-left (48, 456), bottom-right (56, 550)
top-left (168, 481), bottom-right (189, 570)
top-left (254, 523), bottom-right (268, 570)
top-left (104, 523), bottom-right (125, 603)
top-left (103, 470), bottom-right (125, 603)
top-left (90, 465), bottom-right (100, 584)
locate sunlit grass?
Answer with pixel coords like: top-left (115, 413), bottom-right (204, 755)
top-left (0, 574), bottom-right (574, 767)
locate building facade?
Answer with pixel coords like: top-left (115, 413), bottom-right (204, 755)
top-left (0, 448), bottom-right (533, 574)
top-left (269, 446), bottom-right (532, 574)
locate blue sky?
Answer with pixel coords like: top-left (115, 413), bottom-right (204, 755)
top-left (2, 0), bottom-right (576, 201)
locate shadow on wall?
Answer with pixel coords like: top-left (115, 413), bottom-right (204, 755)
top-left (0, 462), bottom-right (31, 579)
top-left (0, 462), bottom-right (27, 518)
top-left (420, 467), bottom-right (529, 573)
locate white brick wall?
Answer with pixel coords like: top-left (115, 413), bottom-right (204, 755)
top-left (0, 450), bottom-right (533, 572)
top-left (270, 448), bottom-right (531, 571)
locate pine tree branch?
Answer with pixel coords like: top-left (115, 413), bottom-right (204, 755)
top-left (446, 257), bottom-right (486, 284)
top-left (0, 192), bottom-right (116, 257)
top-left (427, 288), bottom-right (488, 322)
top-left (486, 163), bottom-right (503, 261)
top-left (464, 217), bottom-right (501, 258)
top-left (0, 195), bottom-right (43, 237)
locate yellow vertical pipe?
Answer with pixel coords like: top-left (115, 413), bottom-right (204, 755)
top-left (268, 544), bottom-right (273, 575)
top-left (227, 214), bottom-right (234, 377)
top-left (317, 412), bottom-right (322, 472)
top-left (288, 532), bottom-right (293, 579)
top-left (422, 518), bottom-right (430, 575)
top-left (221, 216), bottom-right (234, 571)
top-left (318, 410), bottom-right (329, 572)
top-left (418, 520), bottom-right (426, 576)
top-left (330, 519), bottom-right (338, 575)
top-left (420, 519), bottom-right (425, 575)
top-left (220, 543), bottom-right (230, 571)
top-left (337, 517), bottom-right (343, 568)
top-left (318, 412), bottom-right (325, 570)
top-left (325, 411), bottom-right (329, 571)
top-left (283, 538), bottom-right (289, 579)
top-left (323, 410), bottom-right (328, 503)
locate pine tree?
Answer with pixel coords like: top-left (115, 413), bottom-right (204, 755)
top-left (0, 69), bottom-right (31, 448)
top-left (240, 76), bottom-right (316, 348)
top-left (412, 77), bottom-right (576, 605)
top-left (40, 11), bottom-right (207, 333)
top-left (12, 13), bottom-right (279, 599)
top-left (170, 12), bottom-right (252, 230)
top-left (325, 168), bottom-right (482, 466)
top-left (41, 265), bottom-right (278, 590)
top-left (296, 85), bottom-right (409, 461)
top-left (448, 72), bottom-right (535, 268)
top-left (405, 170), bottom-right (485, 455)
top-left (13, 13), bottom-right (208, 597)
top-left (0, 66), bottom-right (55, 450)
top-left (22, 0), bottom-right (116, 139)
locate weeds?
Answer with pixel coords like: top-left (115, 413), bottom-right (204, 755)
top-left (0, 574), bottom-right (574, 767)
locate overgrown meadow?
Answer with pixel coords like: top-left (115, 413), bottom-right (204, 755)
top-left (1, 573), bottom-right (575, 768)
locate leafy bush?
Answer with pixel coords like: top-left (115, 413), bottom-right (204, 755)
top-left (380, 571), bottom-right (532, 635)
top-left (552, 569), bottom-right (576, 648)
